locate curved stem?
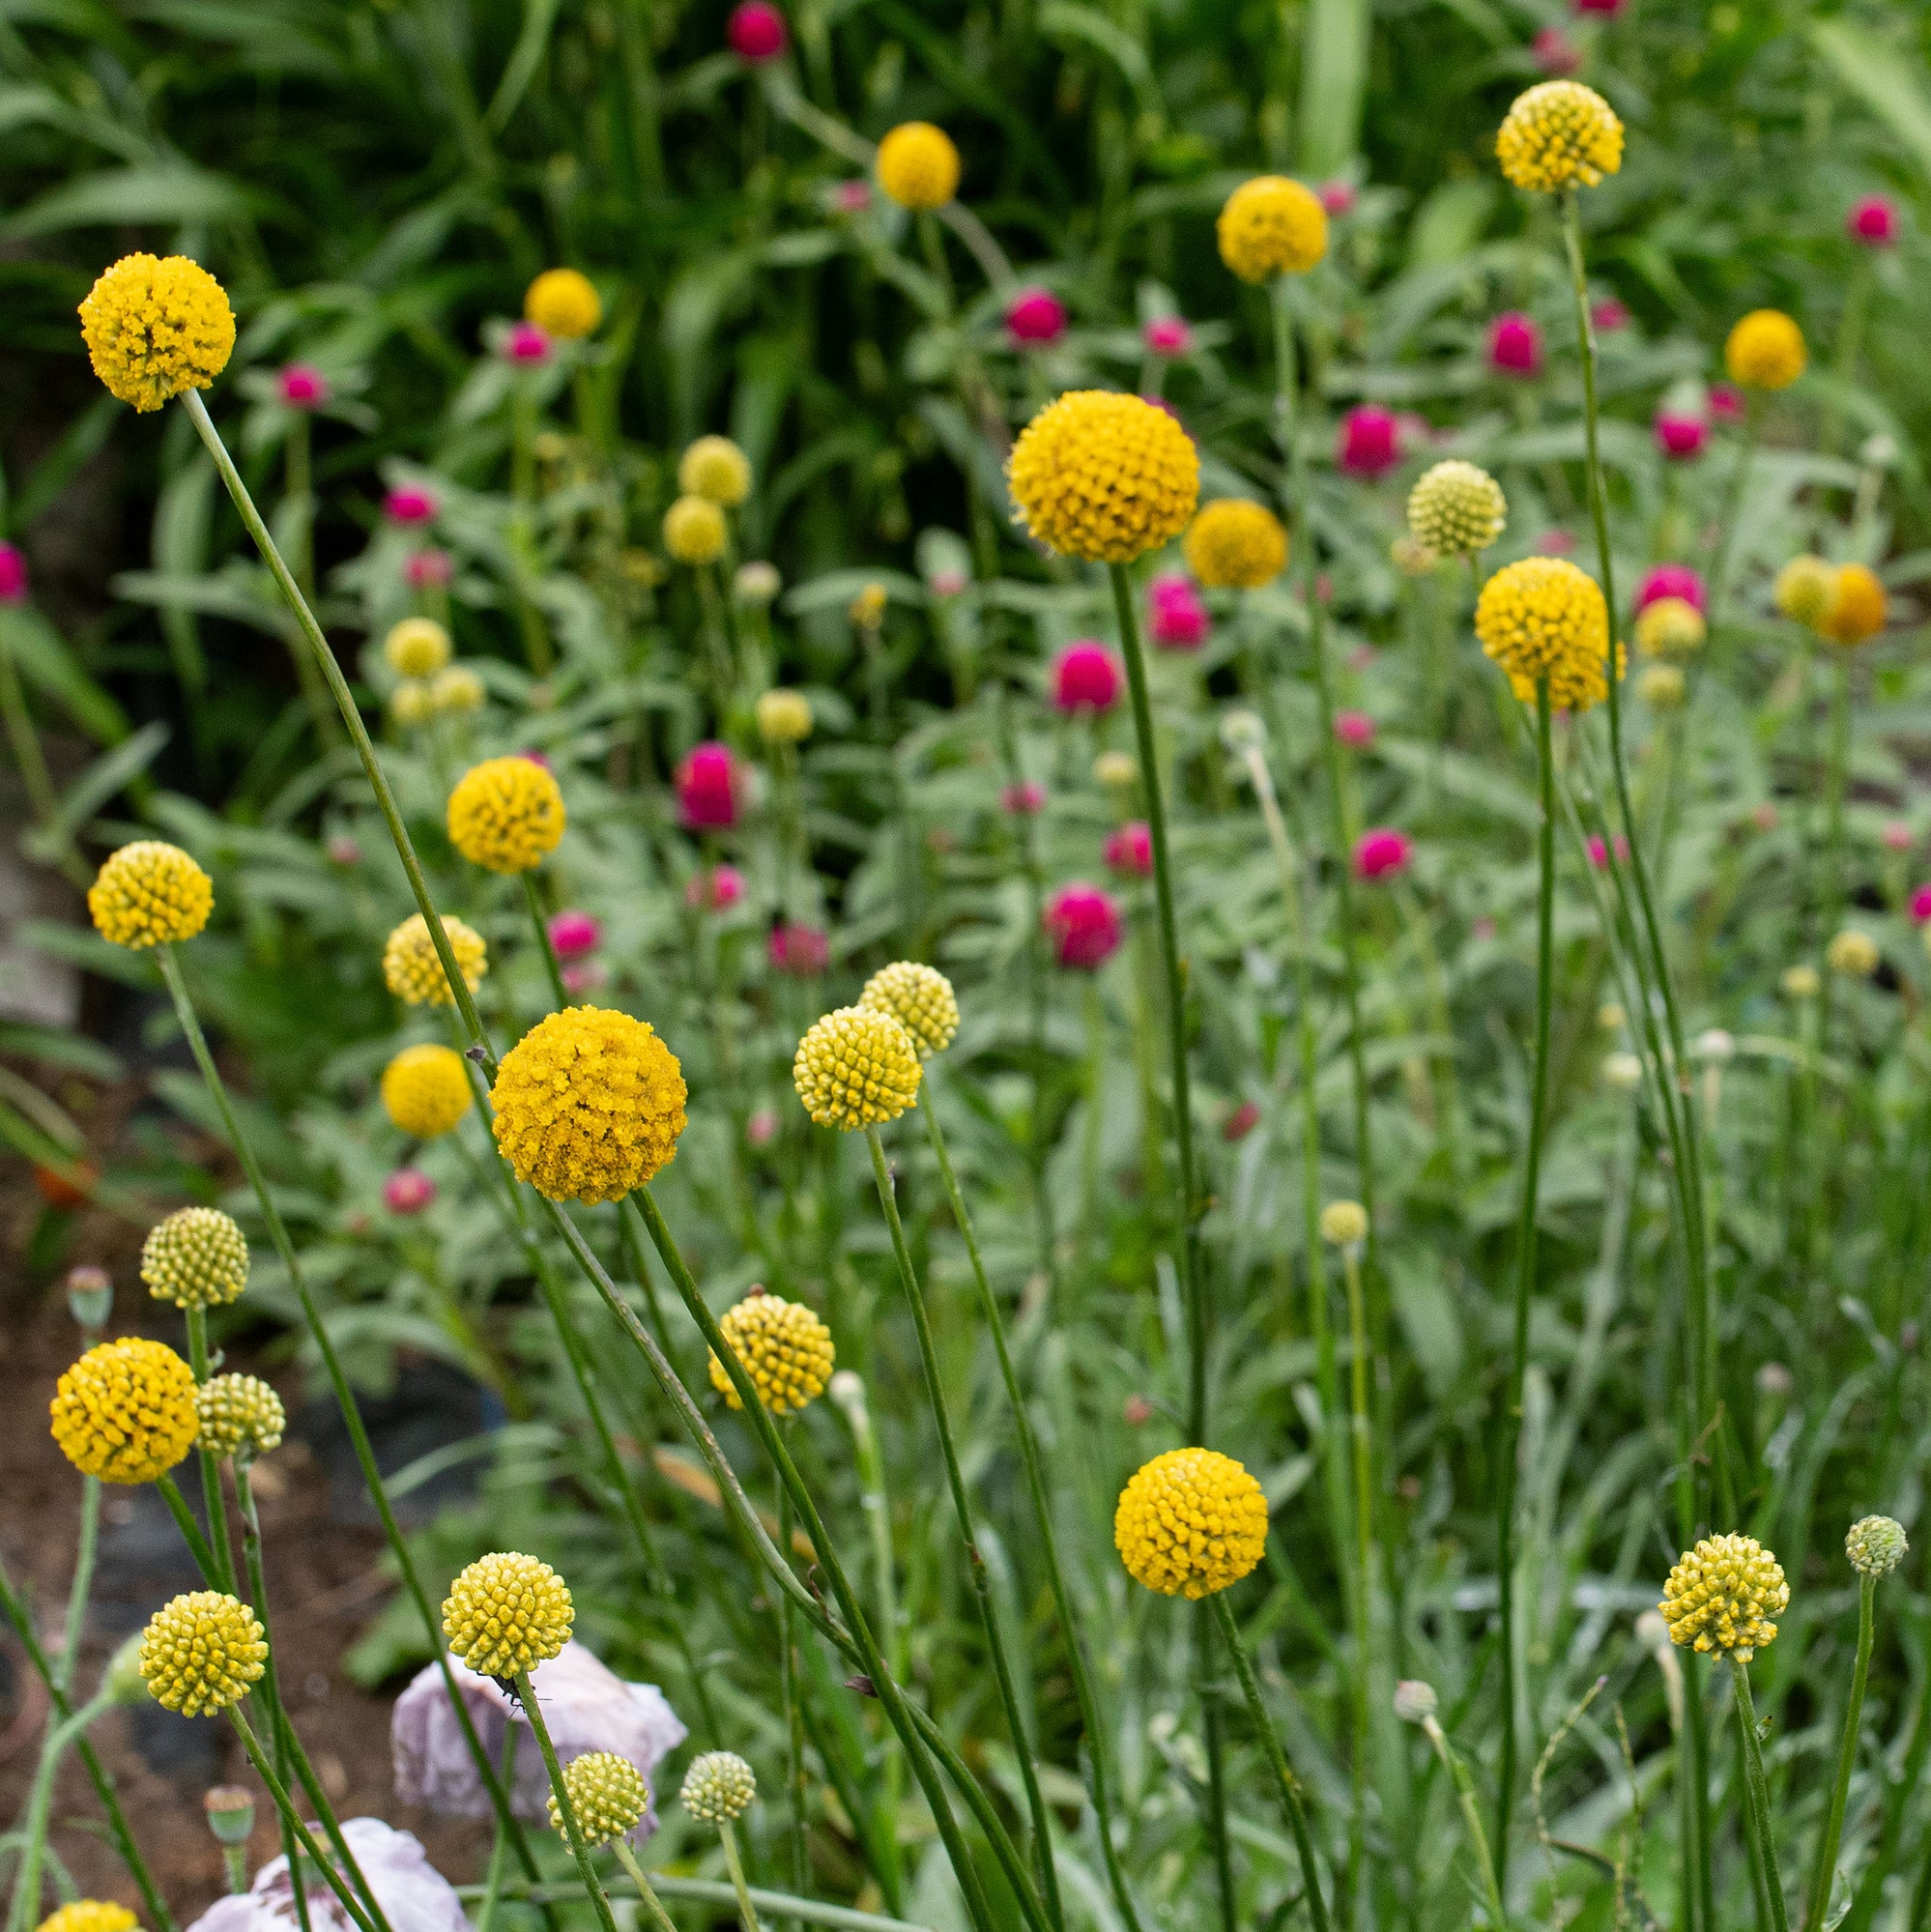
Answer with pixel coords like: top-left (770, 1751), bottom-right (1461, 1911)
top-left (1802, 1575), bottom-right (1876, 1932)
top-left (610, 1841), bottom-right (687, 1932)
top-left (513, 1666), bottom-right (622, 1932)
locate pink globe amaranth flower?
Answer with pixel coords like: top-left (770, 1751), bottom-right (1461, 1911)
top-left (1353, 828), bottom-right (1412, 881)
top-left (1586, 833), bottom-right (1629, 869)
top-left (326, 835), bottom-right (362, 867)
top-left (1052, 641), bottom-right (1122, 712)
top-left (1317, 180), bottom-right (1357, 216)
top-left (1148, 573), bottom-right (1209, 649)
top-left (384, 1169), bottom-right (436, 1215)
top-left (746, 1107), bottom-right (778, 1147)
top-left (0, 542), bottom-right (26, 604)
top-left (548, 909), bottom-right (601, 959)
top-left (519, 748), bottom-right (554, 770)
top-left (1573, 0), bottom-right (1625, 13)
top-left (1223, 1100), bottom-right (1261, 1142)
top-left (405, 548), bottom-right (453, 589)
top-left (1655, 411), bottom-right (1708, 460)
top-left (727, 0), bottom-right (788, 60)
top-left (187, 1819), bottom-right (470, 1932)
top-left (1105, 821), bottom-right (1152, 876)
top-left (1534, 25), bottom-right (1580, 74)
top-left (561, 961), bottom-right (605, 995)
top-left (1708, 383), bottom-right (1744, 424)
top-left (1538, 529), bottom-right (1577, 555)
top-left (834, 180), bottom-right (871, 214)
top-left (1337, 404), bottom-right (1400, 476)
top-left (1488, 311), bottom-right (1543, 377)
top-left (685, 864), bottom-right (745, 912)
top-left (1471, 914), bottom-right (1498, 940)
top-left (1045, 884), bottom-right (1123, 970)
top-left (1334, 709), bottom-right (1376, 749)
top-left (385, 485), bottom-right (439, 526)
top-left (276, 362), bottom-right (330, 410)
top-left (1910, 884), bottom-right (1931, 923)
top-left (1880, 820), bottom-right (1914, 853)
top-left (1123, 1394), bottom-right (1153, 1426)
top-left (930, 567), bottom-right (968, 598)
top-left (769, 921), bottom-right (829, 976)
top-left (505, 321), bottom-right (553, 363)
top-left (676, 740), bottom-right (739, 829)
top-left (1000, 780), bottom-right (1045, 817)
top-left (1144, 317), bottom-right (1193, 357)
top-left (1848, 195), bottom-right (1899, 246)
top-left (1635, 562), bottom-right (1705, 614)
top-left (1006, 287), bottom-right (1067, 346)
top-left (1592, 299), bottom-right (1630, 332)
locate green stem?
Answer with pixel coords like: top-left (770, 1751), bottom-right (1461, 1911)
top-left (1340, 1243), bottom-right (1373, 1608)
top-left (513, 1665), bottom-right (622, 1932)
top-left (610, 1842), bottom-right (687, 1932)
top-left (1803, 1575), bottom-right (1876, 1932)
top-left (1421, 1715), bottom-right (1508, 1929)
top-left (56, 1477), bottom-right (99, 1697)
top-left (6, 1689), bottom-right (111, 1932)
top-left (778, 1478), bottom-right (809, 1911)
top-left (522, 871), bottom-right (569, 1008)
top-left (1707, 398), bottom-right (1764, 641)
top-left (1730, 1658), bottom-right (1791, 1932)
top-left (184, 1306), bottom-right (238, 1590)
top-left (476, 1727), bottom-right (521, 1932)
top-left (156, 1470), bottom-right (219, 1579)
top-left (719, 1820), bottom-right (764, 1932)
top-left (484, 1867), bottom-right (936, 1932)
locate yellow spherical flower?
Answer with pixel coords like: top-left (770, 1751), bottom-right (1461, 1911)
top-left (1474, 556), bottom-right (1621, 713)
top-left (1184, 500), bottom-right (1288, 591)
top-left (524, 269), bottom-right (602, 339)
top-left (1658, 1532), bottom-right (1789, 1661)
top-left (1318, 1200), bottom-right (1368, 1247)
top-left (679, 436), bottom-right (752, 508)
top-left (447, 756), bottom-right (566, 875)
top-left (850, 582), bottom-right (888, 629)
top-left (1773, 556), bottom-right (1835, 627)
top-left (1819, 563), bottom-right (1886, 646)
top-left (383, 913), bottom-right (487, 1007)
top-left (139, 1591), bottom-right (268, 1715)
top-left (1782, 964), bottom-right (1821, 1000)
top-left (432, 664), bottom-right (486, 714)
top-left (549, 1751), bottom-right (648, 1846)
top-left (443, 1551), bottom-right (573, 1677)
top-left (392, 679), bottom-right (434, 728)
top-left (50, 1338), bottom-right (199, 1485)
top-left (1637, 664), bottom-right (1686, 709)
top-left (859, 961), bottom-right (959, 1060)
top-left (141, 1206), bottom-right (248, 1311)
top-left (1828, 929), bottom-right (1879, 978)
top-left (1634, 596), bottom-right (1706, 658)
top-left (1494, 81), bottom-right (1624, 194)
top-left (384, 618), bottom-right (451, 679)
top-left (1216, 176), bottom-right (1327, 283)
top-left (1114, 1447), bottom-right (1268, 1600)
top-left (490, 1006), bottom-right (688, 1204)
top-left (707, 1292), bottom-right (836, 1414)
top-left (88, 842), bottom-right (213, 950)
top-left (1407, 460), bottom-right (1508, 558)
top-left (1008, 390), bottom-right (1199, 565)
top-left (1845, 1515), bottom-right (1908, 1578)
top-left (664, 494), bottom-right (729, 566)
top-left (36, 1903), bottom-right (138, 1932)
top-left (381, 1043), bottom-right (475, 1139)
top-left (793, 1006), bottom-right (922, 1131)
top-left (682, 1751), bottom-right (756, 1823)
top-left (79, 255), bottom-right (235, 414)
top-left (877, 122), bottom-right (960, 210)
top-left (194, 1374), bottom-right (286, 1460)
top-left (756, 688), bottom-right (814, 745)
top-left (1724, 310), bottom-right (1805, 390)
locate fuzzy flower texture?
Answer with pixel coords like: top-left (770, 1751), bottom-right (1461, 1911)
top-left (682, 1751), bottom-right (756, 1824)
top-left (1115, 1448), bottom-right (1269, 1599)
top-left (194, 1374), bottom-right (286, 1460)
top-left (793, 1006), bottom-right (922, 1130)
top-left (51, 1337), bottom-right (200, 1485)
top-left (1659, 1532), bottom-right (1789, 1661)
top-left (1407, 460), bottom-right (1507, 558)
top-left (1216, 176), bottom-right (1327, 283)
top-left (80, 254), bottom-right (235, 412)
top-left (549, 1751), bottom-right (649, 1847)
top-left (877, 122), bottom-right (960, 210)
top-left (1475, 557), bottom-right (1620, 712)
top-left (1495, 80), bottom-right (1624, 194)
top-left (1185, 499), bottom-right (1287, 590)
top-left (447, 757), bottom-right (566, 875)
top-left (1008, 390), bottom-right (1199, 565)
top-left (707, 1292), bottom-right (836, 1414)
top-left (382, 1044), bottom-right (475, 1140)
top-left (89, 841), bottom-right (213, 950)
top-left (383, 914), bottom-right (488, 1008)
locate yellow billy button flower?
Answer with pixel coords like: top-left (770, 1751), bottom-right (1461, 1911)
top-left (383, 913), bottom-right (487, 1007)
top-left (1659, 1532), bottom-right (1788, 1661)
top-left (793, 1006), bottom-right (922, 1130)
top-left (549, 1751), bottom-right (648, 1846)
top-left (708, 1291), bottom-right (836, 1414)
top-left (1184, 500), bottom-right (1288, 591)
top-left (1474, 556), bottom-right (1622, 712)
top-left (678, 436), bottom-right (752, 507)
top-left (682, 1751), bottom-right (756, 1823)
top-left (1216, 176), bottom-right (1327, 282)
top-left (36, 1904), bottom-right (139, 1932)
top-left (141, 1206), bottom-right (248, 1310)
top-left (381, 1043), bottom-right (475, 1139)
top-left (79, 255), bottom-right (235, 414)
top-left (1773, 555), bottom-right (1835, 627)
top-left (524, 269), bottom-right (602, 339)
top-left (443, 1552), bottom-right (573, 1677)
top-left (392, 680), bottom-right (434, 729)
top-left (756, 688), bottom-right (814, 745)
top-left (1818, 562), bottom-right (1886, 646)
top-left (1114, 1447), bottom-right (1268, 1600)
top-left (139, 1592), bottom-right (268, 1715)
top-left (1318, 1199), bottom-right (1368, 1247)
top-left (433, 664), bottom-right (486, 714)
top-left (877, 122), bottom-right (960, 210)
top-left (51, 1338), bottom-right (199, 1485)
top-left (194, 1374), bottom-right (286, 1460)
top-left (1008, 390), bottom-right (1199, 565)
top-left (383, 617), bottom-right (451, 679)
top-left (664, 494), bottom-right (728, 566)
top-left (1724, 309), bottom-right (1805, 390)
top-left (1494, 80), bottom-right (1624, 193)
top-left (490, 1007), bottom-right (687, 1204)
top-left (1827, 929), bottom-right (1879, 979)
top-left (1406, 460), bottom-right (1507, 558)
top-left (1637, 664), bottom-right (1686, 709)
top-left (859, 961), bottom-right (960, 1060)
top-left (88, 842), bottom-right (213, 949)
top-left (447, 756), bottom-right (566, 874)
top-left (1634, 596), bottom-right (1706, 658)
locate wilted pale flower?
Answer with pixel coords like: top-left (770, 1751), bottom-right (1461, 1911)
top-left (183, 1819), bottom-right (468, 1932)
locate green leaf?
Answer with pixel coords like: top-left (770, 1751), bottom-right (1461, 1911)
top-left (0, 605), bottom-right (130, 744)
top-left (0, 165), bottom-right (253, 241)
top-left (1810, 18), bottom-right (1931, 182)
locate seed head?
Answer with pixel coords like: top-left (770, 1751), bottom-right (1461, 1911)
top-left (549, 1750), bottom-right (649, 1846)
top-left (1114, 1447), bottom-right (1268, 1599)
top-left (1474, 556), bottom-right (1621, 713)
top-left (858, 962), bottom-right (960, 1060)
top-left (51, 1338), bottom-right (199, 1485)
top-left (793, 1007), bottom-right (922, 1130)
top-left (708, 1293), bottom-right (836, 1415)
top-left (1406, 461), bottom-right (1507, 558)
top-left (447, 757), bottom-right (566, 875)
top-left (193, 1375), bottom-right (286, 1460)
top-left (383, 913), bottom-right (488, 1007)
top-left (1845, 1515), bottom-right (1908, 1578)
top-left (1495, 81), bottom-right (1624, 193)
top-left (79, 254), bottom-right (234, 412)
top-left (1007, 390), bottom-right (1198, 564)
top-left (88, 842), bottom-right (213, 949)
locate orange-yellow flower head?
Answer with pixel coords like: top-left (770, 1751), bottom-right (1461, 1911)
top-left (664, 495), bottom-right (729, 566)
top-left (1114, 1448), bottom-right (1268, 1599)
top-left (384, 618), bottom-right (451, 679)
top-left (50, 1338), bottom-right (200, 1485)
top-left (1474, 556), bottom-right (1621, 712)
top-left (139, 1592), bottom-right (267, 1715)
top-left (1773, 556), bottom-right (1835, 628)
top-left (524, 269), bottom-right (602, 339)
top-left (1634, 596), bottom-right (1706, 658)
top-left (1659, 1532), bottom-right (1788, 1661)
top-left (490, 1007), bottom-right (687, 1203)
top-left (1184, 500), bottom-right (1287, 591)
top-left (1818, 563), bottom-right (1886, 646)
top-left (383, 913), bottom-right (487, 1007)
top-left (793, 1007), bottom-right (922, 1130)
top-left (1216, 177), bottom-right (1327, 283)
top-left (79, 255), bottom-right (235, 413)
top-left (707, 1292), bottom-right (836, 1414)
top-left (877, 122), bottom-right (960, 210)
top-left (36, 1904), bottom-right (138, 1932)
top-left (88, 842), bottom-right (213, 949)
top-left (381, 1044), bottom-right (475, 1139)
top-left (447, 756), bottom-right (566, 874)
top-left (1495, 81), bottom-right (1624, 193)
top-left (1725, 310), bottom-right (1805, 390)
top-left (1008, 390), bottom-right (1199, 564)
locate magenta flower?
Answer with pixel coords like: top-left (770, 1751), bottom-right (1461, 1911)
top-left (1223, 1100), bottom-right (1261, 1142)
top-left (1573, 0), bottom-right (1625, 12)
top-left (685, 864), bottom-right (745, 912)
top-left (1848, 195), bottom-right (1899, 246)
top-left (1353, 828), bottom-right (1412, 881)
top-left (1105, 821), bottom-right (1152, 877)
top-left (1044, 884), bottom-right (1123, 969)
top-left (548, 910), bottom-right (601, 959)
top-left (1148, 573), bottom-right (1208, 649)
top-left (187, 1820), bottom-right (468, 1932)
top-left (727, 0), bottom-right (788, 60)
top-left (1538, 529), bottom-right (1577, 556)
top-left (1001, 780), bottom-right (1045, 817)
top-left (1317, 181), bottom-right (1357, 216)
top-left (834, 181), bottom-right (871, 214)
top-left (0, 543), bottom-right (27, 605)
top-left (1587, 833), bottom-right (1629, 869)
top-left (1654, 411), bottom-right (1708, 460)
top-left (1635, 562), bottom-right (1705, 614)
top-left (1337, 405), bottom-right (1400, 477)
top-left (405, 548), bottom-right (452, 589)
top-left (1911, 884), bottom-right (1931, 923)
top-left (1006, 288), bottom-right (1067, 346)
top-left (276, 363), bottom-right (331, 411)
top-left (1488, 312), bottom-right (1542, 377)
top-left (1052, 641), bottom-right (1122, 713)
top-left (561, 961), bottom-right (604, 995)
top-left (384, 486), bottom-right (439, 526)
top-left (505, 322), bottom-right (553, 364)
top-left (676, 740), bottom-right (739, 829)
top-left (769, 922), bottom-right (829, 976)
top-left (1333, 709), bottom-right (1376, 749)
top-left (746, 1107), bottom-right (778, 1147)
top-left (1143, 317), bottom-right (1193, 358)
top-left (1534, 25), bottom-right (1580, 74)
top-left (1708, 382), bottom-right (1744, 424)
top-left (1592, 299), bottom-right (1630, 333)
top-left (383, 1169), bottom-right (436, 1216)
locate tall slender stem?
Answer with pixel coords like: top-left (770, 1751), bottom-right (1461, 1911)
top-left (56, 1477), bottom-right (100, 1697)
top-left (522, 872), bottom-right (569, 1008)
top-left (1803, 1575), bottom-right (1876, 1932)
top-left (611, 1841), bottom-right (688, 1932)
top-left (184, 1306), bottom-right (238, 1590)
top-left (718, 1820), bottom-right (764, 1932)
top-left (514, 1665), bottom-right (622, 1932)
top-left (1419, 1711), bottom-right (1508, 1929)
top-left (7, 1690), bottom-right (111, 1932)
top-left (1730, 1658), bottom-right (1791, 1932)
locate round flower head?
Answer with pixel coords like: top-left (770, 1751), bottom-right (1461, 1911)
top-left (1634, 596), bottom-right (1706, 658)
top-left (549, 1750), bottom-right (648, 1846)
top-left (859, 961), bottom-right (960, 1059)
top-left (1828, 928), bottom-right (1879, 978)
top-left (1319, 1199), bottom-right (1368, 1246)
top-left (524, 269), bottom-right (601, 339)
top-left (490, 1007), bottom-right (688, 1204)
top-left (1216, 176), bottom-right (1327, 282)
top-left (36, 1905), bottom-right (138, 1932)
top-left (1114, 1447), bottom-right (1268, 1599)
top-left (383, 913), bottom-right (487, 1007)
top-left (1495, 80), bottom-right (1624, 193)
top-left (1846, 1515), bottom-right (1908, 1578)
top-left (1725, 310), bottom-right (1805, 390)
top-left (141, 1206), bottom-right (248, 1310)
top-left (89, 842), bottom-right (213, 949)
top-left (1659, 1532), bottom-right (1789, 1660)
top-left (1184, 500), bottom-right (1287, 590)
top-left (683, 1751), bottom-right (756, 1824)
top-left (1475, 556), bottom-right (1620, 712)
top-left (1045, 883), bottom-right (1123, 969)
top-left (447, 757), bottom-right (566, 874)
top-left (707, 1292), bottom-right (836, 1414)
top-left (1407, 460), bottom-right (1507, 557)
top-left (877, 122), bottom-right (960, 210)
top-left (194, 1374), bottom-right (286, 1460)
top-left (1053, 642), bottom-right (1122, 712)
top-left (1783, 964), bottom-right (1821, 1000)
top-left (679, 435), bottom-right (752, 507)
top-left (793, 1007), bottom-right (922, 1130)
top-left (1391, 534), bottom-right (1438, 576)
top-left (1774, 555), bottom-right (1835, 627)
top-left (1008, 390), bottom-right (1199, 564)
top-left (1337, 405), bottom-right (1399, 477)
top-left (432, 664), bottom-right (486, 714)
top-left (79, 255), bottom-right (235, 413)
top-left (1819, 563), bottom-right (1886, 646)
top-left (384, 618), bottom-right (451, 679)
top-left (381, 1043), bottom-right (475, 1139)
top-left (443, 1552), bottom-right (573, 1677)
top-left (664, 494), bottom-right (728, 566)
top-left (756, 688), bottom-right (814, 745)
top-left (51, 1338), bottom-right (199, 1485)
top-left (1006, 287), bottom-right (1067, 346)
top-left (1637, 664), bottom-right (1686, 708)
top-left (138, 1591), bottom-right (268, 1715)
top-left (392, 680), bottom-right (434, 728)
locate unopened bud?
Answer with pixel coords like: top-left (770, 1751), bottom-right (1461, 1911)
top-left (203, 1785), bottom-right (256, 1846)
top-left (1392, 1680), bottom-right (1437, 1723)
top-left (66, 1266), bottom-right (112, 1331)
